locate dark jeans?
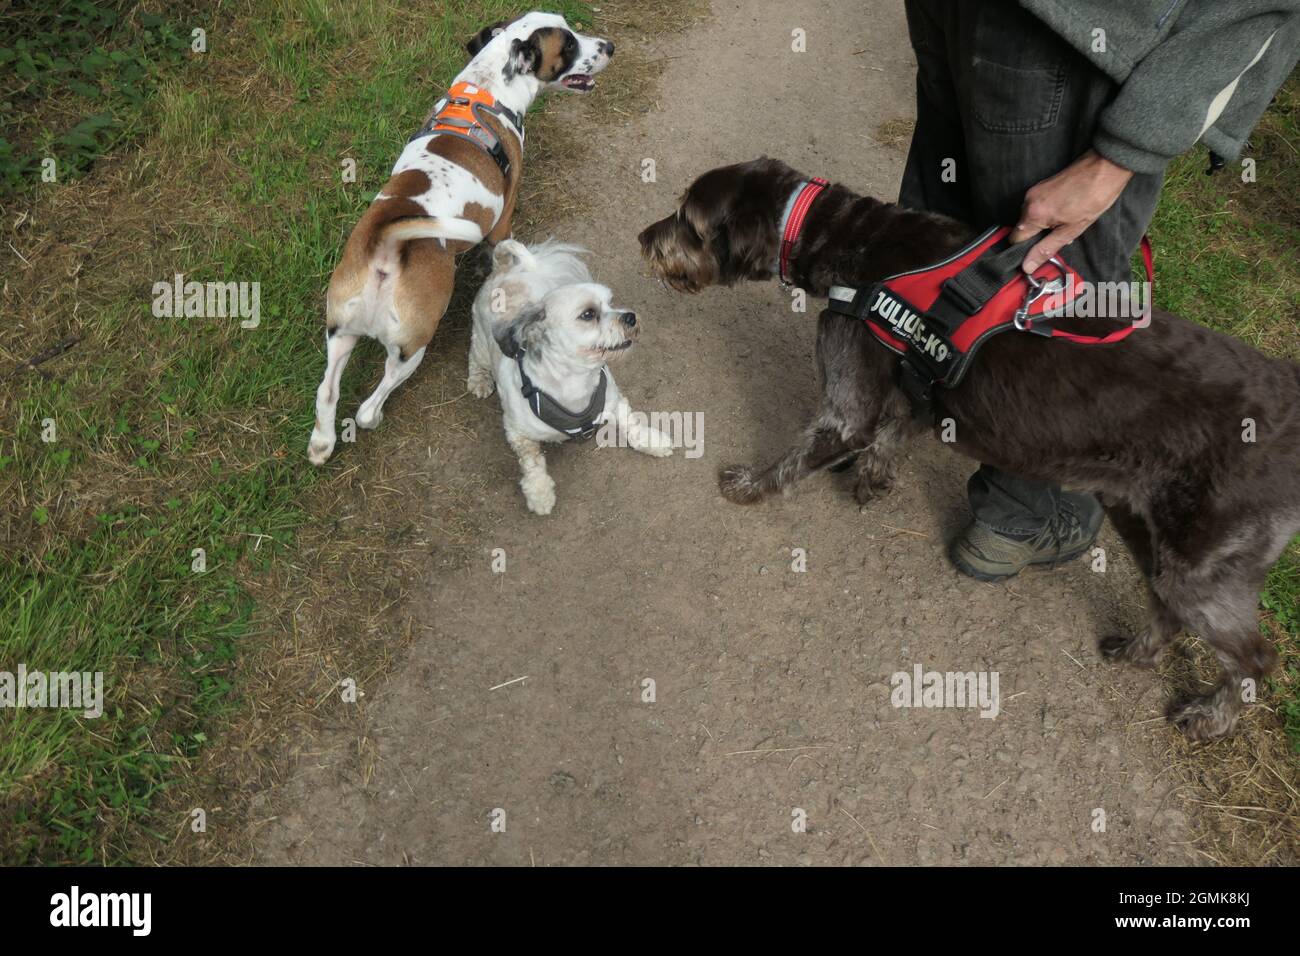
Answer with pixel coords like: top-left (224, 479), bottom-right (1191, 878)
top-left (899, 0), bottom-right (1163, 536)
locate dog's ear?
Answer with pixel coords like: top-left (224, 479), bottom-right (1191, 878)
top-left (496, 305), bottom-right (547, 357)
top-left (719, 204), bottom-right (775, 279)
top-left (466, 20), bottom-right (507, 56)
top-left (506, 32), bottom-right (542, 78)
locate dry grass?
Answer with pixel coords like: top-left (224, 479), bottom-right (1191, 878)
top-left (873, 117), bottom-right (915, 152)
top-left (134, 0), bottom-right (706, 866)
top-left (1155, 627), bottom-right (1299, 865)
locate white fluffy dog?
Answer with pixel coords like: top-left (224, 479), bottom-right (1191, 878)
top-left (468, 239), bottom-right (672, 514)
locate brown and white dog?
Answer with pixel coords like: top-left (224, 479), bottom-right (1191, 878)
top-left (639, 157), bottom-right (1300, 741)
top-left (308, 12), bottom-right (613, 465)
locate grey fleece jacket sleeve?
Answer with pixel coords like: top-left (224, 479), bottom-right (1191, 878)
top-left (1092, 2), bottom-right (1300, 174)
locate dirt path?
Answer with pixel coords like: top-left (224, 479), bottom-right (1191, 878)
top-left (256, 0), bottom-right (1197, 866)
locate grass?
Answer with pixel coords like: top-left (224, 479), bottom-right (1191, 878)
top-left (0, 0), bottom-right (595, 864)
top-left (0, 1), bottom-right (194, 193)
top-left (1, 0), bottom-right (1292, 866)
top-left (1146, 78), bottom-right (1300, 754)
top-left (1141, 77), bottom-right (1300, 864)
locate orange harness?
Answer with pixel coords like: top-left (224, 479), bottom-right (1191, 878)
top-left (411, 81), bottom-right (525, 178)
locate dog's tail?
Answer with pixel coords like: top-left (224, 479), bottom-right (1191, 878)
top-left (378, 216), bottom-right (483, 258)
top-left (491, 238), bottom-right (534, 272)
top-left (492, 238), bottom-right (591, 283)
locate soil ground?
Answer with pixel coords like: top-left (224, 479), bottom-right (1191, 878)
top-left (256, 0), bottom-right (1201, 865)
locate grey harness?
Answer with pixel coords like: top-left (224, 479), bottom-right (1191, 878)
top-left (410, 91), bottom-right (525, 179)
top-left (500, 334), bottom-right (608, 441)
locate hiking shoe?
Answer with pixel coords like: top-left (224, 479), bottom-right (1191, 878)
top-left (949, 492), bottom-right (1104, 583)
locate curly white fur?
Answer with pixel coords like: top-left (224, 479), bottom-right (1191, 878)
top-left (468, 239), bottom-right (672, 514)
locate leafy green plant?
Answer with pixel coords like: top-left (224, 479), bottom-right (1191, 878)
top-left (0, 2), bottom-right (192, 195)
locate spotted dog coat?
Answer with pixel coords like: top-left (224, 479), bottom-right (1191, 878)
top-left (308, 12), bottom-right (613, 465)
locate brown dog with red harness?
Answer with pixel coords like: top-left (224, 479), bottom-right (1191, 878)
top-left (639, 156), bottom-right (1300, 741)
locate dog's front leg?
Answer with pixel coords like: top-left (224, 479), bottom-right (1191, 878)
top-left (852, 393), bottom-right (912, 508)
top-left (614, 397), bottom-right (673, 458)
top-left (506, 428), bottom-right (556, 515)
top-left (719, 414), bottom-right (856, 505)
top-left (466, 319), bottom-right (496, 398)
top-left (308, 330), bottom-right (359, 465)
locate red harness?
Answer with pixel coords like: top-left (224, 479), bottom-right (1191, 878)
top-left (775, 179), bottom-right (1156, 413)
top-left (827, 225), bottom-right (1152, 394)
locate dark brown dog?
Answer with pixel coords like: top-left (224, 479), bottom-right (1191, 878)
top-left (639, 156), bottom-right (1300, 741)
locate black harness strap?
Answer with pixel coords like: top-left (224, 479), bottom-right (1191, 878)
top-left (825, 230), bottom-right (1055, 422)
top-left (500, 334), bottom-right (608, 441)
top-left (410, 95), bottom-right (525, 180)
top-left (930, 231), bottom-right (1044, 322)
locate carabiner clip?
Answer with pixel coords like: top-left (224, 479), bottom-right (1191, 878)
top-left (1014, 258), bottom-right (1068, 331)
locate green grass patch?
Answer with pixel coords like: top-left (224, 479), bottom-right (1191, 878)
top-left (0, 0), bottom-right (591, 863)
top-left (0, 1), bottom-right (196, 196)
top-left (1148, 78), bottom-right (1300, 751)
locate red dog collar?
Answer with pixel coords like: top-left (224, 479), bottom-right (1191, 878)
top-left (778, 177), bottom-right (829, 285)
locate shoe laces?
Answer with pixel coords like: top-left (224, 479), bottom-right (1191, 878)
top-left (1040, 499), bottom-right (1084, 565)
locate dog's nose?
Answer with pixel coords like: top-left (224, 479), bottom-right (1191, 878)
top-left (601, 40), bottom-right (615, 57)
top-left (621, 311), bottom-right (636, 327)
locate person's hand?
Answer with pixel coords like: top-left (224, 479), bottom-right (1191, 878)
top-left (1009, 149), bottom-right (1134, 272)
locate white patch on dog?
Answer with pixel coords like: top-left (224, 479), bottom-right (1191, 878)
top-left (386, 147), bottom-right (505, 223)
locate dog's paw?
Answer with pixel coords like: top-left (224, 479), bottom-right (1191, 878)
top-left (1168, 694), bottom-right (1240, 741)
top-left (853, 468), bottom-right (894, 507)
top-left (522, 475), bottom-right (557, 515)
top-left (853, 483), bottom-right (888, 508)
top-left (1098, 631), bottom-right (1160, 667)
top-left (1098, 633), bottom-right (1135, 663)
top-left (719, 465), bottom-right (763, 504)
top-left (355, 405), bottom-right (383, 430)
top-left (307, 438), bottom-right (334, 465)
top-left (467, 371), bottom-right (495, 398)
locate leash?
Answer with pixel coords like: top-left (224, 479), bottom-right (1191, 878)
top-left (499, 332), bottom-right (608, 441)
top-left (826, 224), bottom-right (1155, 418)
top-left (410, 81), bottom-right (525, 179)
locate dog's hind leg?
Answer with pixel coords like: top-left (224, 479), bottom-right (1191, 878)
top-left (719, 416), bottom-right (857, 504)
top-left (1158, 553), bottom-right (1278, 741)
top-left (1099, 588), bottom-right (1181, 667)
top-left (356, 344), bottom-right (426, 429)
top-left (1101, 498), bottom-right (1156, 579)
top-left (1098, 503), bottom-right (1176, 665)
top-left (308, 330), bottom-right (359, 465)
top-left (1168, 604), bottom-right (1276, 742)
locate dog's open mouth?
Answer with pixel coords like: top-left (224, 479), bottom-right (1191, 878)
top-left (561, 74), bottom-right (596, 92)
top-left (601, 340), bottom-right (633, 353)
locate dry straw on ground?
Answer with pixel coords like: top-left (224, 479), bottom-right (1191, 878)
top-left (4, 0), bottom-right (1293, 866)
